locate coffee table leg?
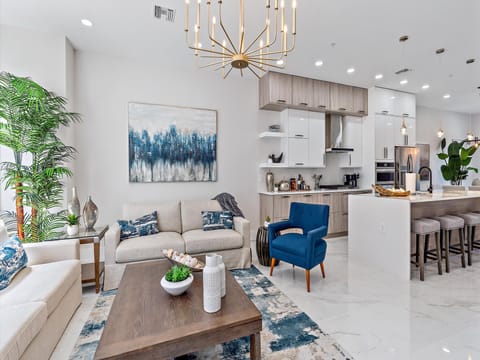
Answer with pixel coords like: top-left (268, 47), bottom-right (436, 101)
top-left (94, 240), bottom-right (100, 293)
top-left (250, 332), bottom-right (261, 360)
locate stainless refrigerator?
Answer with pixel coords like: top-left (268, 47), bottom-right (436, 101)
top-left (394, 144), bottom-right (430, 189)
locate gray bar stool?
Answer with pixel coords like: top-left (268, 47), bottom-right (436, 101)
top-left (457, 212), bottom-right (480, 266)
top-left (411, 218), bottom-right (442, 281)
top-left (433, 215), bottom-right (466, 272)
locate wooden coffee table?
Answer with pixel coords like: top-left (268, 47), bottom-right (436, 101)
top-left (95, 260), bottom-right (262, 359)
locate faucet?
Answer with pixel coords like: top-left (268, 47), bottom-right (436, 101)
top-left (418, 166), bottom-right (433, 193)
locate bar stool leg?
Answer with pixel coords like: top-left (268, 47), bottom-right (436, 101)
top-left (435, 230), bottom-right (442, 275)
top-left (466, 225), bottom-right (472, 266)
top-left (445, 230), bottom-right (450, 273)
top-left (419, 234), bottom-right (425, 281)
top-left (459, 227), bottom-right (466, 268)
top-left (424, 234), bottom-right (429, 263)
top-left (415, 234), bottom-right (420, 267)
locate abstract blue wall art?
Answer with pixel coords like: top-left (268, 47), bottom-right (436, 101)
top-left (128, 103), bottom-right (217, 182)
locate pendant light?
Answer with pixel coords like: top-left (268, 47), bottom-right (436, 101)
top-left (437, 128), bottom-right (444, 138)
top-left (400, 118), bottom-right (407, 135)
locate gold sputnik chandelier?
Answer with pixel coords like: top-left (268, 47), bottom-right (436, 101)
top-left (185, 0), bottom-right (297, 78)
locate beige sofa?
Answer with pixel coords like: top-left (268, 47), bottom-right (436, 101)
top-left (104, 200), bottom-right (251, 290)
top-left (0, 235), bottom-right (81, 360)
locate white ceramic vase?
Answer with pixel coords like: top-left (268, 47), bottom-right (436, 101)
top-left (66, 224), bottom-right (79, 236)
top-left (203, 253), bottom-right (221, 313)
top-left (217, 254), bottom-right (226, 298)
top-left (160, 274), bottom-right (193, 296)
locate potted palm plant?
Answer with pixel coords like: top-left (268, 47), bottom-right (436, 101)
top-left (65, 213), bottom-right (80, 236)
top-left (437, 138), bottom-right (478, 185)
top-left (160, 265), bottom-right (193, 296)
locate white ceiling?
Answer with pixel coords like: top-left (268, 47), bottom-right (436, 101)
top-left (1, 0), bottom-right (479, 113)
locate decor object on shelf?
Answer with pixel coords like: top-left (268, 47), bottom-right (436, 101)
top-left (203, 253), bottom-right (221, 313)
top-left (0, 72), bottom-right (80, 242)
top-left (83, 196), bottom-right (98, 230)
top-left (264, 215), bottom-right (271, 227)
top-left (68, 187), bottom-right (81, 217)
top-left (270, 152), bottom-right (283, 163)
top-left (217, 254), bottom-right (226, 297)
top-left (128, 103), bottom-right (217, 182)
top-left (185, 0), bottom-right (297, 78)
top-left (372, 184), bottom-right (410, 197)
top-left (160, 264), bottom-right (194, 296)
top-left (65, 213), bottom-right (80, 236)
top-left (117, 211), bottom-right (159, 240)
top-left (437, 138), bottom-right (478, 185)
top-left (268, 202), bottom-right (329, 292)
top-left (268, 124), bottom-right (281, 132)
top-left (266, 170), bottom-right (274, 192)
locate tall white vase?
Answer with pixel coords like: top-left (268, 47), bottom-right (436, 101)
top-left (203, 254), bottom-right (221, 313)
top-left (217, 254), bottom-right (226, 298)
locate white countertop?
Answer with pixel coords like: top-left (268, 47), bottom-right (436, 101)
top-left (259, 188), bottom-right (372, 196)
top-left (359, 190), bottom-right (480, 203)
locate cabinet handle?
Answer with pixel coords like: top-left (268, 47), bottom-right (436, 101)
top-left (386, 147), bottom-right (389, 158)
top-left (382, 110), bottom-right (389, 114)
top-left (317, 105), bottom-right (326, 108)
top-left (358, 110), bottom-right (365, 114)
top-left (295, 162), bottom-right (305, 166)
top-left (339, 107), bottom-right (346, 111)
top-left (349, 154), bottom-right (352, 166)
top-left (299, 102), bottom-right (308, 106)
top-left (383, 147), bottom-right (387, 159)
top-left (281, 195), bottom-right (290, 198)
top-left (323, 153), bottom-right (326, 166)
top-left (403, 113), bottom-right (409, 117)
top-left (276, 99), bottom-right (286, 103)
top-left (323, 194), bottom-right (331, 197)
top-left (304, 194), bottom-right (312, 197)
top-left (294, 134), bottom-right (304, 138)
top-left (405, 135), bottom-right (409, 145)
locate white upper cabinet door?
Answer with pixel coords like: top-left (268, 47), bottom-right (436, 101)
top-left (286, 109), bottom-right (309, 138)
top-left (396, 92), bottom-right (416, 118)
top-left (375, 115), bottom-right (395, 160)
top-left (374, 88), bottom-right (398, 115)
top-left (287, 138), bottom-right (309, 166)
top-left (341, 116), bottom-right (363, 167)
top-left (308, 112), bottom-right (326, 167)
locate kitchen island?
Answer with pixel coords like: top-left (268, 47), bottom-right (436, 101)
top-left (349, 190), bottom-right (480, 280)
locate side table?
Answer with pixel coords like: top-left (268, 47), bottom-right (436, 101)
top-left (256, 226), bottom-right (279, 267)
top-left (46, 225), bottom-right (109, 293)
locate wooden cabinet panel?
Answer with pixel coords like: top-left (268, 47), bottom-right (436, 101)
top-left (352, 87), bottom-right (368, 115)
top-left (273, 194), bottom-right (294, 220)
top-left (313, 80), bottom-right (330, 110)
top-left (259, 72), bottom-right (293, 110)
top-left (259, 194), bottom-right (274, 224)
top-left (330, 83), bottom-right (353, 113)
top-left (292, 76), bottom-right (314, 108)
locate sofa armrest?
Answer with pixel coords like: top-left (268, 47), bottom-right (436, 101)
top-left (105, 223), bottom-right (121, 265)
top-left (234, 217), bottom-right (250, 248)
top-left (24, 239), bottom-right (80, 266)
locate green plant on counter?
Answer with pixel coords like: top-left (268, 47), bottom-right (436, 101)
top-left (64, 213), bottom-right (80, 226)
top-left (437, 138), bottom-right (478, 185)
top-left (265, 215), bottom-right (271, 222)
top-left (165, 265), bottom-right (191, 282)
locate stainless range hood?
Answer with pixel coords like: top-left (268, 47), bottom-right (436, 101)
top-left (325, 114), bottom-right (354, 153)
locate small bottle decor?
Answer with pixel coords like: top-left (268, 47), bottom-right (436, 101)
top-left (217, 254), bottom-right (226, 298)
top-left (203, 253), bottom-right (221, 313)
top-left (67, 186), bottom-right (81, 217)
top-left (83, 196), bottom-right (98, 230)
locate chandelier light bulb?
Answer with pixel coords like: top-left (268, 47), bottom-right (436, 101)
top-left (400, 119), bottom-right (407, 135)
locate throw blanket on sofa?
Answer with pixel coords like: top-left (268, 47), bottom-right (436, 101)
top-left (212, 193), bottom-right (245, 218)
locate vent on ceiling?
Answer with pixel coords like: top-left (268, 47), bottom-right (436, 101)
top-left (394, 68), bottom-right (412, 75)
top-left (154, 5), bottom-right (176, 22)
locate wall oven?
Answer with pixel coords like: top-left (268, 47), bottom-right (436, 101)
top-left (375, 161), bottom-right (395, 186)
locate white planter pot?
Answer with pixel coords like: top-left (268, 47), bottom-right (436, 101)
top-left (160, 274), bottom-right (193, 296)
top-left (67, 224), bottom-right (79, 236)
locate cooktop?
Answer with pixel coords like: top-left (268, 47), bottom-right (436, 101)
top-left (316, 184), bottom-right (358, 190)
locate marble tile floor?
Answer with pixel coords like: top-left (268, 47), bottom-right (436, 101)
top-left (52, 237), bottom-right (480, 360)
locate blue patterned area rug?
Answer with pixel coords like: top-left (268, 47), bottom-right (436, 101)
top-left (70, 266), bottom-right (353, 360)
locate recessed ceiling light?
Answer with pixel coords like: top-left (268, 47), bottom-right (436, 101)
top-left (400, 79), bottom-right (408, 85)
top-left (198, 42), bottom-right (203, 48)
top-left (443, 94), bottom-right (451, 99)
top-left (315, 60), bottom-right (324, 67)
top-left (276, 59), bottom-right (284, 65)
top-left (375, 74), bottom-right (383, 80)
top-left (442, 347), bottom-right (450, 353)
top-left (81, 19), bottom-right (93, 27)
top-left (347, 67), bottom-right (355, 74)
top-left (390, 96), bottom-right (396, 100)
top-left (422, 84), bottom-right (430, 90)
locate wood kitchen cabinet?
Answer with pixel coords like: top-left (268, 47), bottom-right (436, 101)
top-left (352, 87), bottom-right (368, 115)
top-left (313, 79), bottom-right (330, 110)
top-left (330, 83), bottom-right (354, 113)
top-left (292, 76), bottom-right (314, 108)
top-left (259, 71), bottom-right (293, 111)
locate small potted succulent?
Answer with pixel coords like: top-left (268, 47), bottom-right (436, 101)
top-left (160, 265), bottom-right (193, 296)
top-left (264, 215), bottom-right (271, 228)
top-left (65, 213), bottom-right (80, 236)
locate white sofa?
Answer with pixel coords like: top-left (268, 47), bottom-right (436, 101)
top-left (0, 235), bottom-right (81, 360)
top-left (104, 199), bottom-right (251, 290)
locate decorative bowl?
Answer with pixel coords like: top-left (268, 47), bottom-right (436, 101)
top-left (160, 274), bottom-right (194, 296)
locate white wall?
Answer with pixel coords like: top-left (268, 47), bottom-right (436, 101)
top-left (73, 51), bottom-right (259, 232)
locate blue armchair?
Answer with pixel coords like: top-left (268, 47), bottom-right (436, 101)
top-left (268, 202), bottom-right (329, 292)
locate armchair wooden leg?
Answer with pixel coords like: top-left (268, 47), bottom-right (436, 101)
top-left (320, 262), bottom-right (326, 278)
top-left (269, 258), bottom-right (276, 276)
top-left (306, 269), bottom-right (310, 292)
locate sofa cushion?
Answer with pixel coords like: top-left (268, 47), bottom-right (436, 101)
top-left (201, 211), bottom-right (234, 231)
top-left (0, 235), bottom-right (28, 290)
top-left (123, 202), bottom-right (181, 233)
top-left (183, 229), bottom-right (243, 254)
top-left (0, 259), bottom-right (80, 315)
top-left (118, 211), bottom-right (160, 240)
top-left (115, 232), bottom-right (184, 263)
top-left (0, 225), bottom-right (8, 245)
top-left (0, 302), bottom-right (47, 360)
top-left (181, 200), bottom-right (222, 232)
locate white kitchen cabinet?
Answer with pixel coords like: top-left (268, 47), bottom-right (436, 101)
top-left (396, 92), bottom-right (416, 118)
top-left (308, 112), bottom-right (326, 167)
top-left (287, 138), bottom-right (309, 166)
top-left (341, 116), bottom-right (363, 167)
top-left (394, 117), bottom-right (416, 146)
top-left (374, 88), bottom-right (416, 117)
top-left (286, 109), bottom-right (309, 138)
top-left (375, 115), bottom-right (395, 160)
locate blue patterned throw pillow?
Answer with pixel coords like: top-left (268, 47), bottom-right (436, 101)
top-left (201, 211), bottom-right (234, 231)
top-left (117, 211), bottom-right (160, 240)
top-left (0, 235), bottom-right (28, 291)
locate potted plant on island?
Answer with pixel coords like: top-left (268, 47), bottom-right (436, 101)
top-left (437, 138), bottom-right (478, 185)
top-left (160, 265), bottom-right (193, 296)
top-left (65, 213), bottom-right (80, 236)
